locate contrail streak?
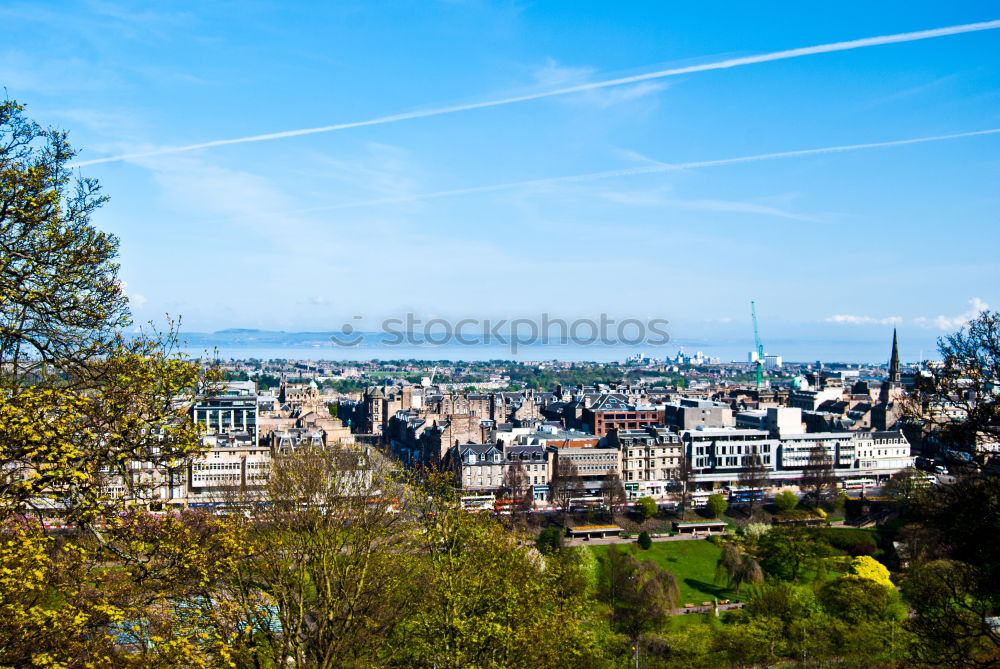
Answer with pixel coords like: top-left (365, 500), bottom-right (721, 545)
top-left (292, 128), bottom-right (1000, 212)
top-left (69, 19), bottom-right (1000, 167)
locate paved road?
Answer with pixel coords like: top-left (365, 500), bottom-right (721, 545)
top-left (565, 532), bottom-right (722, 547)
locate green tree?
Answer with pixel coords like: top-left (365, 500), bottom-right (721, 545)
top-left (637, 530), bottom-right (652, 550)
top-left (0, 101), bottom-right (208, 528)
top-left (536, 527), bottom-right (564, 554)
top-left (636, 496), bottom-right (658, 521)
top-left (905, 310), bottom-right (1000, 455)
top-left (396, 480), bottom-right (601, 669)
top-left (902, 474), bottom-right (1000, 666)
top-left (599, 546), bottom-right (680, 649)
top-left (819, 575), bottom-right (903, 625)
top-left (715, 542), bottom-right (763, 593)
top-left (882, 467), bottom-right (929, 508)
top-left (774, 489), bottom-right (799, 512)
top-left (757, 527), bottom-right (831, 582)
top-left (706, 493), bottom-right (728, 518)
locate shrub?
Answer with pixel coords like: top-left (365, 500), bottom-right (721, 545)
top-left (637, 531), bottom-right (652, 550)
top-left (819, 528), bottom-right (877, 557)
top-left (536, 527), bottom-right (564, 554)
top-left (848, 555), bottom-right (893, 587)
top-left (740, 523), bottom-right (771, 542)
top-left (707, 493), bottom-right (728, 518)
top-left (774, 490), bottom-right (799, 512)
top-left (637, 496), bottom-right (658, 520)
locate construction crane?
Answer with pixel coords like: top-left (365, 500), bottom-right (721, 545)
top-left (751, 301), bottom-right (765, 388)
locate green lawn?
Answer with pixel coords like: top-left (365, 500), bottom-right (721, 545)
top-left (589, 540), bottom-right (739, 605)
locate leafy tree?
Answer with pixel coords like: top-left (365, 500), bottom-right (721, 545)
top-left (717, 616), bottom-right (784, 668)
top-left (396, 479), bottom-right (601, 669)
top-left (774, 489), bottom-right (799, 512)
top-left (757, 527), bottom-right (831, 582)
top-left (0, 101), bottom-right (208, 528)
top-left (599, 546), bottom-right (680, 648)
top-left (220, 445), bottom-right (414, 668)
top-left (902, 474), bottom-right (1000, 666)
top-left (905, 310), bottom-right (1000, 454)
top-left (636, 496), bottom-right (658, 521)
top-left (819, 576), bottom-right (902, 625)
top-left (706, 493), bottom-right (728, 518)
top-left (637, 530), bottom-right (652, 550)
top-left (903, 559), bottom-right (999, 668)
top-left (882, 467), bottom-right (930, 507)
top-left (715, 542), bottom-right (763, 593)
top-left (0, 100), bottom-right (128, 379)
top-left (536, 527), bottom-right (564, 554)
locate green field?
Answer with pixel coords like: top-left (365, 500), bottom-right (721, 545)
top-left (589, 539), bottom-right (739, 605)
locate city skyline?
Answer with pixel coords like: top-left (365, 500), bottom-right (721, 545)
top-left (3, 2), bottom-right (998, 351)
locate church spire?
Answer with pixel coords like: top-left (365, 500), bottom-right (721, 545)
top-left (879, 329), bottom-right (901, 404)
top-left (888, 328), bottom-right (900, 384)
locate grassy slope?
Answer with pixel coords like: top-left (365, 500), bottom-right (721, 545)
top-left (589, 540), bottom-right (739, 605)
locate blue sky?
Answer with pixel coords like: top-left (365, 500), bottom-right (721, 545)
top-left (2, 1), bottom-right (998, 361)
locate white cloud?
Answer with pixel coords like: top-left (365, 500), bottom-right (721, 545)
top-left (825, 314), bottom-right (902, 325)
top-left (131, 293), bottom-right (148, 309)
top-left (914, 297), bottom-right (989, 330)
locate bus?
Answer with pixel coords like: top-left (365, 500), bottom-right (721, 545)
top-left (728, 489), bottom-right (765, 505)
top-left (689, 491), bottom-right (718, 508)
top-left (841, 478), bottom-right (876, 490)
top-left (568, 496), bottom-right (603, 512)
top-left (460, 495), bottom-right (495, 512)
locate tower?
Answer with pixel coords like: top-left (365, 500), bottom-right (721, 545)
top-left (879, 329), bottom-right (901, 404)
top-left (888, 328), bottom-right (901, 384)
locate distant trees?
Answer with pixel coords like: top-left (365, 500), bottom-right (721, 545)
top-left (800, 445), bottom-right (838, 506)
top-left (706, 493), bottom-right (728, 518)
top-left (675, 451), bottom-right (695, 518)
top-left (549, 460), bottom-right (584, 517)
top-left (499, 458), bottom-right (531, 511)
top-left (737, 447), bottom-right (770, 515)
top-left (600, 472), bottom-right (627, 512)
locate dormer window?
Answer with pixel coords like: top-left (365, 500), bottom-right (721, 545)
top-left (468, 453), bottom-right (477, 464)
top-left (493, 453), bottom-right (501, 463)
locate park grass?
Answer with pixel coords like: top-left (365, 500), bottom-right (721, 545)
top-left (589, 539), bottom-right (738, 605)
